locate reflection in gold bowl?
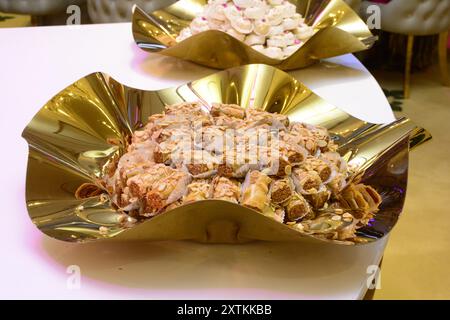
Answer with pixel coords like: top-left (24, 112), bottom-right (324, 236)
top-left (132, 0), bottom-right (377, 70)
top-left (22, 64), bottom-right (431, 245)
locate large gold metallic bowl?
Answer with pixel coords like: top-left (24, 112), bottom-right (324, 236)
top-left (132, 0), bottom-right (377, 70)
top-left (22, 64), bottom-right (430, 245)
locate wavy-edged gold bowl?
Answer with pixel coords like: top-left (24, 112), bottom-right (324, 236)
top-left (22, 64), bottom-right (430, 245)
top-left (132, 0), bottom-right (376, 70)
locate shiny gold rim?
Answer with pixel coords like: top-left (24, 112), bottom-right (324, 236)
top-left (132, 0), bottom-right (376, 70)
top-left (22, 64), bottom-right (431, 245)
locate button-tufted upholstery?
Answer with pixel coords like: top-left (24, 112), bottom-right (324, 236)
top-left (344, 0), bottom-right (361, 12)
top-left (87, 0), bottom-right (176, 23)
top-left (361, 0), bottom-right (450, 98)
top-left (361, 0), bottom-right (450, 36)
top-left (0, 0), bottom-right (86, 15)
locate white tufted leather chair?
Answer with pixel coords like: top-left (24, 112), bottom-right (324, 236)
top-left (87, 0), bottom-right (176, 23)
top-left (0, 0), bottom-right (87, 25)
top-left (362, 0), bottom-right (450, 98)
top-left (344, 0), bottom-right (361, 12)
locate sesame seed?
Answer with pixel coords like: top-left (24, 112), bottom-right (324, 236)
top-left (343, 212), bottom-right (353, 219)
top-left (295, 223), bottom-right (304, 231)
top-left (127, 217), bottom-right (137, 224)
top-left (117, 214), bottom-right (127, 223)
top-left (284, 165), bottom-right (292, 175)
top-left (306, 140), bottom-right (315, 150)
top-left (317, 140), bottom-right (327, 147)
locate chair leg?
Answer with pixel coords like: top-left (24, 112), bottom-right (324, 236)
top-left (438, 31), bottom-right (450, 87)
top-left (404, 35), bottom-right (414, 99)
top-left (30, 15), bottom-right (42, 26)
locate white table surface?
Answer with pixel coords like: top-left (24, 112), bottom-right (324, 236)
top-left (0, 23), bottom-right (394, 300)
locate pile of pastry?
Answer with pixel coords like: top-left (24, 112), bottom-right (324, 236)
top-left (176, 0), bottom-right (315, 60)
top-left (103, 102), bottom-right (382, 242)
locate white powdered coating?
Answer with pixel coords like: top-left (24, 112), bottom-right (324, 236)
top-left (176, 0), bottom-right (315, 60)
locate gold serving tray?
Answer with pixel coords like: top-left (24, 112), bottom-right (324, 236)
top-left (22, 64), bottom-right (431, 245)
top-left (132, 0), bottom-right (376, 70)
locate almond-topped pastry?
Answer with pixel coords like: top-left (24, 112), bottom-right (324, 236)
top-left (183, 179), bottom-right (213, 203)
top-left (103, 101), bottom-right (382, 242)
top-left (285, 192), bottom-right (312, 222)
top-left (212, 176), bottom-right (241, 203)
top-left (144, 170), bottom-right (192, 215)
top-left (241, 170), bottom-right (272, 212)
top-left (269, 177), bottom-right (293, 205)
top-left (211, 103), bottom-right (246, 119)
